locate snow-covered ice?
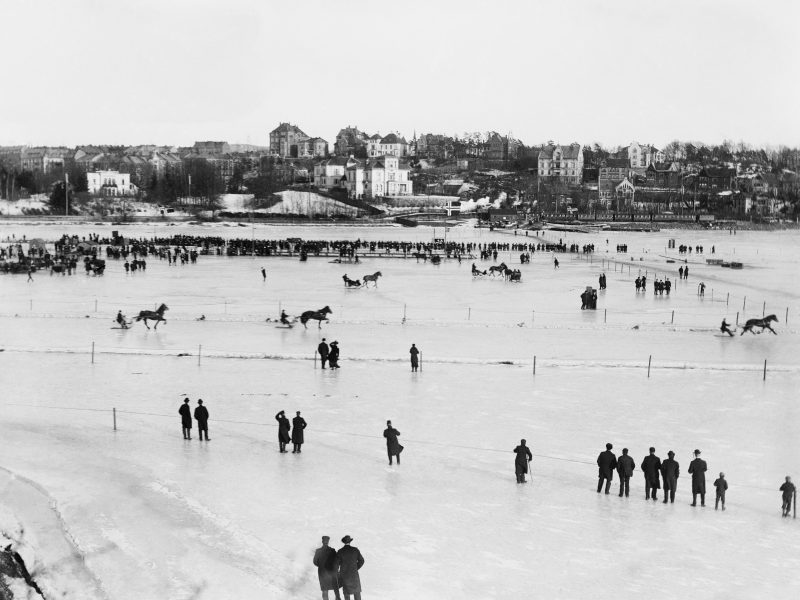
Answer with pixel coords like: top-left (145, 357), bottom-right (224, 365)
top-left (1, 223), bottom-right (799, 599)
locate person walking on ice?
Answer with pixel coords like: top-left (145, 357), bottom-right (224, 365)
top-left (720, 318), bottom-right (735, 336)
top-left (179, 397), bottom-right (192, 440)
top-left (714, 472), bottom-right (727, 510)
top-left (688, 449), bottom-right (707, 507)
top-left (194, 399), bottom-right (210, 441)
top-left (596, 443), bottom-right (617, 494)
top-left (780, 476), bottom-right (796, 517)
top-left (313, 535), bottom-right (341, 600)
top-left (513, 439), bottom-right (533, 483)
top-left (384, 420), bottom-right (403, 465)
top-left (409, 343), bottom-right (419, 372)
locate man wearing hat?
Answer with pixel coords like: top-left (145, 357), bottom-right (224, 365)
top-left (329, 341), bottom-right (340, 369)
top-left (780, 476), bottom-right (796, 517)
top-left (513, 439), bottom-right (533, 483)
top-left (688, 449), bottom-right (708, 506)
top-left (596, 443), bottom-right (617, 494)
top-left (317, 338), bottom-right (329, 369)
top-left (383, 420), bottom-right (403, 466)
top-left (275, 410), bottom-right (291, 453)
top-left (193, 399), bottom-right (210, 441)
top-left (661, 451), bottom-right (680, 503)
top-left (640, 447), bottom-right (662, 501)
top-left (336, 535), bottom-right (364, 600)
top-left (616, 448), bottom-right (636, 498)
top-left (179, 397), bottom-right (192, 440)
top-left (313, 536), bottom-right (340, 600)
top-left (292, 411), bottom-right (307, 453)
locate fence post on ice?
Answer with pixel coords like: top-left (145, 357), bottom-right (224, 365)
top-left (419, 352), bottom-right (422, 372)
top-left (91, 341), bottom-right (95, 364)
top-left (403, 304), bottom-right (407, 322)
top-left (763, 359), bottom-right (767, 381)
top-left (743, 296), bottom-right (747, 312)
top-left (198, 345), bottom-right (202, 366)
top-left (95, 298), bottom-right (98, 312)
top-left (763, 301), bottom-right (766, 317)
top-left (726, 292), bottom-right (729, 306)
top-left (647, 355), bottom-right (652, 378)
top-left (604, 309), bottom-right (607, 324)
top-left (786, 307), bottom-right (789, 325)
top-left (533, 356), bottom-right (536, 375)
top-left (314, 350), bottom-right (317, 369)
top-left (736, 312), bottom-right (739, 326)
top-left (671, 310), bottom-right (674, 324)
top-left (113, 408), bottom-right (117, 431)
top-left (468, 307), bottom-right (471, 320)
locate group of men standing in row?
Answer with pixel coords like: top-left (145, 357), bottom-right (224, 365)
top-left (597, 444), bottom-right (725, 508)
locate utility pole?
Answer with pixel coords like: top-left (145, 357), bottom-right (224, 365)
top-left (65, 172), bottom-right (69, 215)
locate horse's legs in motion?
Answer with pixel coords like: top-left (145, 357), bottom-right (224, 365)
top-left (143, 319), bottom-right (151, 330)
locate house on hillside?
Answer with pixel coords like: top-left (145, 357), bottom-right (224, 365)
top-left (297, 137), bottom-right (328, 158)
top-left (193, 141), bottom-right (230, 156)
top-left (367, 133), bottom-right (408, 158)
top-left (313, 156), bottom-right (356, 190)
top-left (598, 158), bottom-right (630, 203)
top-left (538, 143), bottom-right (583, 184)
top-left (87, 170), bottom-right (137, 196)
top-left (645, 162), bottom-right (682, 189)
top-left (269, 122), bottom-right (309, 158)
top-left (345, 156), bottom-right (412, 199)
top-left (628, 141), bottom-right (665, 170)
top-left (334, 126), bottom-right (369, 157)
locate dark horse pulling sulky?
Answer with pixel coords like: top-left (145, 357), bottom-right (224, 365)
top-left (135, 303), bottom-right (169, 329)
top-left (300, 305), bottom-right (332, 329)
top-left (740, 314), bottom-right (778, 335)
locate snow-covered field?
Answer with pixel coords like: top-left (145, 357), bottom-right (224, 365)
top-left (1, 223), bottom-right (799, 599)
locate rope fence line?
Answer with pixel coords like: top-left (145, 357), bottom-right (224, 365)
top-left (2, 402), bottom-right (788, 495)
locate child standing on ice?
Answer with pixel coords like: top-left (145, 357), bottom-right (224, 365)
top-left (713, 472), bottom-right (727, 510)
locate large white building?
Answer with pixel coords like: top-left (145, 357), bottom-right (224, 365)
top-left (313, 157), bottom-right (355, 190)
top-left (538, 143), bottom-right (584, 184)
top-left (366, 133), bottom-right (408, 158)
top-left (87, 170), bottom-right (137, 196)
top-left (345, 155), bottom-right (412, 199)
top-left (628, 141), bottom-right (665, 170)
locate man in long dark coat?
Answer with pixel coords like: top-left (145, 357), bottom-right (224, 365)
top-left (409, 344), bottom-right (419, 372)
top-left (640, 447), bottom-right (662, 501)
top-left (596, 443), bottom-right (617, 494)
top-left (513, 439), bottom-right (533, 483)
top-left (313, 536), bottom-right (340, 600)
top-left (661, 450), bottom-right (680, 503)
top-left (292, 411), bottom-right (307, 453)
top-left (336, 535), bottom-right (364, 600)
top-left (194, 399), bottom-right (209, 441)
top-left (688, 449), bottom-right (708, 507)
top-left (318, 338), bottom-right (329, 369)
top-left (780, 476), bottom-right (796, 517)
top-left (383, 420), bottom-right (403, 465)
top-left (275, 410), bottom-right (291, 453)
top-left (179, 397), bottom-right (192, 440)
top-left (616, 448), bottom-right (635, 497)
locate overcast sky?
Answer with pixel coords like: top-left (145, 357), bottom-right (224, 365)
top-left (2, 0), bottom-right (798, 149)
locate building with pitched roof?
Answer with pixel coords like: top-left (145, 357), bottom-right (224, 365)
top-left (345, 155), bottom-right (412, 199)
top-left (334, 126), bottom-right (369, 157)
top-left (297, 137), bottom-right (328, 158)
top-left (313, 156), bottom-right (356, 190)
top-left (538, 143), bottom-right (584, 184)
top-left (367, 133), bottom-right (408, 158)
top-left (598, 158), bottom-right (631, 203)
top-left (628, 142), bottom-right (665, 170)
top-left (269, 122), bottom-right (310, 158)
top-left (87, 170), bottom-right (137, 196)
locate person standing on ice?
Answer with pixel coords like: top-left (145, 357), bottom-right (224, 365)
top-left (596, 443), bottom-right (617, 494)
top-left (661, 451), bottom-right (680, 503)
top-left (409, 344), bottom-right (419, 372)
top-left (384, 420), bottom-right (403, 465)
top-left (194, 399), bottom-right (210, 441)
top-left (779, 476), bottom-right (795, 517)
top-left (275, 410), bottom-right (291, 453)
top-left (713, 473), bottom-right (727, 511)
top-left (616, 448), bottom-right (635, 497)
top-left (329, 341), bottom-right (340, 369)
top-left (553, 256), bottom-right (559, 269)
top-left (291, 411), bottom-right (307, 453)
top-left (261, 266), bottom-right (266, 281)
top-left (513, 439), bottom-right (533, 483)
top-left (318, 339), bottom-right (330, 369)
top-left (179, 397), bottom-right (192, 440)
top-left (641, 447), bottom-right (662, 501)
top-left (688, 449), bottom-right (708, 507)
top-left (336, 535), bottom-right (364, 600)
top-left (313, 535), bottom-right (341, 600)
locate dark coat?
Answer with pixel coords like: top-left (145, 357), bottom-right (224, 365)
top-left (514, 445), bottom-right (532, 474)
top-left (291, 416), bottom-right (307, 444)
top-left (597, 449), bottom-right (617, 479)
top-left (313, 546), bottom-right (339, 591)
top-left (275, 413), bottom-right (291, 443)
top-left (617, 454), bottom-right (635, 478)
top-left (194, 405), bottom-right (209, 428)
top-left (409, 346), bottom-right (419, 366)
top-left (661, 458), bottom-right (680, 488)
top-left (317, 342), bottom-right (329, 358)
top-left (179, 403), bottom-right (192, 428)
top-left (336, 545), bottom-right (364, 594)
top-left (328, 345), bottom-right (340, 366)
top-left (688, 458), bottom-right (707, 493)
top-left (641, 454), bottom-right (662, 488)
top-left (780, 482), bottom-right (796, 501)
top-left (384, 427), bottom-right (402, 455)
top-left (713, 478), bottom-right (728, 495)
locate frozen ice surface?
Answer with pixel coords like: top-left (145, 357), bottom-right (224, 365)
top-left (1, 223), bottom-right (799, 599)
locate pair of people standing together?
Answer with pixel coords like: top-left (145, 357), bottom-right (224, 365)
top-left (276, 410), bottom-right (307, 453)
top-left (318, 339), bottom-right (340, 369)
top-left (179, 397), bottom-right (209, 441)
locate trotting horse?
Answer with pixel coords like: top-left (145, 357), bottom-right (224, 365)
top-left (300, 305), bottom-right (332, 329)
top-left (135, 303), bottom-right (169, 330)
top-left (362, 271), bottom-right (382, 287)
top-left (740, 314), bottom-right (778, 335)
top-left (488, 262), bottom-right (508, 276)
